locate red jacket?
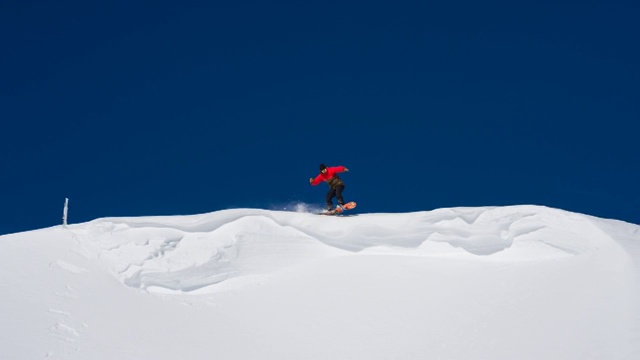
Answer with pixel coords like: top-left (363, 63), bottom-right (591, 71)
top-left (311, 166), bottom-right (347, 187)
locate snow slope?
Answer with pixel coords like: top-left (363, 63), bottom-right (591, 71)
top-left (1, 205), bottom-right (639, 359)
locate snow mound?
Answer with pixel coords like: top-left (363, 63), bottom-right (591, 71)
top-left (2, 205), bottom-right (638, 360)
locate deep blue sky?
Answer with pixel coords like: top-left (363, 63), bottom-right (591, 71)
top-left (1, 0), bottom-right (638, 234)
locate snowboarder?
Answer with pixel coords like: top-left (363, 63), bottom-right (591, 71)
top-left (309, 164), bottom-right (350, 212)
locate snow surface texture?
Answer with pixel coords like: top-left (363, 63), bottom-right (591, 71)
top-left (1, 205), bottom-right (639, 359)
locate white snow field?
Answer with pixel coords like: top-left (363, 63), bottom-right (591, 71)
top-left (1, 205), bottom-right (639, 359)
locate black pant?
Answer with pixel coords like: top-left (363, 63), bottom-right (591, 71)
top-left (326, 185), bottom-right (345, 208)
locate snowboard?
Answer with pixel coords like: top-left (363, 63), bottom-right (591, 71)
top-left (319, 201), bottom-right (357, 216)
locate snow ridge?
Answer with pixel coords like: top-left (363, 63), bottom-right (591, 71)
top-left (72, 205), bottom-right (619, 294)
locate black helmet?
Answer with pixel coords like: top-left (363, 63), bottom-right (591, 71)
top-left (319, 163), bottom-right (327, 171)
